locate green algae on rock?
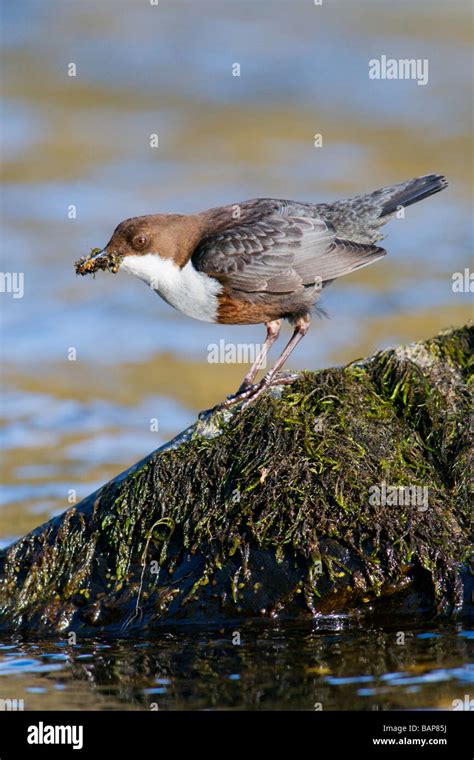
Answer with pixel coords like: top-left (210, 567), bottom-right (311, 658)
top-left (0, 325), bottom-right (472, 635)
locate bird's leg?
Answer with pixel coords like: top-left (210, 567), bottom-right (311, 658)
top-left (217, 321), bottom-right (281, 410)
top-left (240, 315), bottom-right (310, 409)
top-left (236, 319), bottom-right (281, 393)
top-left (214, 315), bottom-right (309, 412)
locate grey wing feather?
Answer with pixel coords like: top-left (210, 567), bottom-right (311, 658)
top-left (193, 215), bottom-right (385, 295)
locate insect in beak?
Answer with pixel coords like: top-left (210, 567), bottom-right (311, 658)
top-left (74, 247), bottom-right (122, 276)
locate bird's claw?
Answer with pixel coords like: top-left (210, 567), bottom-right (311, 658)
top-left (199, 371), bottom-right (301, 416)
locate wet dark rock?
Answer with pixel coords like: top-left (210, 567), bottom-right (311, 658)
top-left (0, 325), bottom-right (472, 635)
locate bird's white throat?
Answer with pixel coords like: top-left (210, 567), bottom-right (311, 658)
top-left (120, 253), bottom-right (222, 323)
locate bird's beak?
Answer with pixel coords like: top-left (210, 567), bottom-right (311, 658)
top-left (89, 247), bottom-right (107, 262)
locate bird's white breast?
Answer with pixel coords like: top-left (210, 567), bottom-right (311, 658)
top-left (120, 253), bottom-right (222, 323)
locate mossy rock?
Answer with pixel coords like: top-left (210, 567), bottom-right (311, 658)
top-left (0, 325), bottom-right (472, 635)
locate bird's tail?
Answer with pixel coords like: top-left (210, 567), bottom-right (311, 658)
top-left (378, 174), bottom-right (448, 217)
top-left (320, 173), bottom-right (448, 243)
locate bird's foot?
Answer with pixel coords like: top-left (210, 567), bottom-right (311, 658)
top-left (197, 383), bottom-right (257, 419)
top-left (218, 382), bottom-right (259, 409)
top-left (239, 371), bottom-right (299, 410)
top-left (199, 371), bottom-right (300, 418)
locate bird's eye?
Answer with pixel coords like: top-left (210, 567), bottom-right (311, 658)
top-left (133, 234), bottom-right (148, 250)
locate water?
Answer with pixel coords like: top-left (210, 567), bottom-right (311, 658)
top-left (0, 623), bottom-right (472, 711)
top-left (1, 0), bottom-right (472, 709)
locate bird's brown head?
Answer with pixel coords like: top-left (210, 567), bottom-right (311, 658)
top-left (75, 213), bottom-right (203, 276)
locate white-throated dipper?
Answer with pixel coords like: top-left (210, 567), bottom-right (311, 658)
top-left (75, 174), bottom-right (447, 408)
